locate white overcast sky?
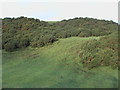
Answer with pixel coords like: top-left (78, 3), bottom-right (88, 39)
top-left (0, 0), bottom-right (119, 22)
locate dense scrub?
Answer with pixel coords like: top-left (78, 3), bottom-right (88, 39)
top-left (2, 16), bottom-right (118, 51)
top-left (79, 32), bottom-right (119, 69)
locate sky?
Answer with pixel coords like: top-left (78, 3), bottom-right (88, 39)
top-left (0, 0), bottom-right (119, 22)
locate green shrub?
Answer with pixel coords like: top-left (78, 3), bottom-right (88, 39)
top-left (4, 42), bottom-right (17, 52)
top-left (2, 16), bottom-right (118, 52)
top-left (80, 32), bottom-right (118, 69)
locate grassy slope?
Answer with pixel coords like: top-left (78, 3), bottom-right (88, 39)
top-left (47, 21), bottom-right (58, 24)
top-left (3, 37), bottom-right (118, 88)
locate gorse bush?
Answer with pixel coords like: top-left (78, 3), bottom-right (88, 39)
top-left (79, 32), bottom-right (119, 69)
top-left (30, 34), bottom-right (57, 47)
top-left (2, 16), bottom-right (118, 51)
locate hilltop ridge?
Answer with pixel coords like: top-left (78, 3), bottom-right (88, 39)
top-left (2, 16), bottom-right (118, 51)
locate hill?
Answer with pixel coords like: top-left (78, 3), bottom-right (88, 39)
top-left (2, 16), bottom-right (119, 88)
top-left (3, 36), bottom-right (118, 88)
top-left (2, 16), bottom-right (118, 51)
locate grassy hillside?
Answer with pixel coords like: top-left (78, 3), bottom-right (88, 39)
top-left (3, 36), bottom-right (118, 88)
top-left (2, 16), bottom-right (118, 88)
top-left (2, 17), bottom-right (118, 51)
top-left (47, 21), bottom-right (58, 24)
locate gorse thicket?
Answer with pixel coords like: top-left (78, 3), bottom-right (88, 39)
top-left (79, 32), bottom-right (119, 69)
top-left (2, 16), bottom-right (118, 51)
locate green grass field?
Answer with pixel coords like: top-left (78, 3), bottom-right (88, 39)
top-left (47, 21), bottom-right (58, 24)
top-left (2, 37), bottom-right (118, 88)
